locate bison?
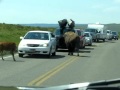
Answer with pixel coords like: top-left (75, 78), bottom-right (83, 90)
top-left (0, 42), bottom-right (16, 61)
top-left (64, 31), bottom-right (80, 56)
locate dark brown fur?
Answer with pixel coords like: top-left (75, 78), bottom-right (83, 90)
top-left (0, 42), bottom-right (16, 61)
top-left (64, 31), bottom-right (80, 56)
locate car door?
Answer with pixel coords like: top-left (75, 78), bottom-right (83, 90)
top-left (50, 33), bottom-right (56, 52)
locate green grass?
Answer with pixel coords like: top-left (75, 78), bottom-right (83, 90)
top-left (0, 23), bottom-right (55, 46)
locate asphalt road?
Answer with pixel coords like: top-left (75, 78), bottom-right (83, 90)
top-left (0, 39), bottom-right (120, 87)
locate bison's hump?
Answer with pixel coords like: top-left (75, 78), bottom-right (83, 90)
top-left (64, 31), bottom-right (78, 43)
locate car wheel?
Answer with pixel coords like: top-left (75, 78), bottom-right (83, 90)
top-left (47, 48), bottom-right (52, 58)
top-left (97, 39), bottom-right (99, 42)
top-left (52, 51), bottom-right (56, 56)
top-left (19, 54), bottom-right (24, 57)
top-left (83, 44), bottom-right (85, 48)
top-left (103, 39), bottom-right (105, 42)
top-left (89, 42), bottom-right (92, 46)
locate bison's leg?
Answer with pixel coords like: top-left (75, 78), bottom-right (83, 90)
top-left (10, 51), bottom-right (16, 61)
top-left (67, 44), bottom-right (71, 55)
top-left (76, 48), bottom-right (79, 56)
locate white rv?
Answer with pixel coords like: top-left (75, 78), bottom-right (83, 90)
top-left (86, 23), bottom-right (107, 42)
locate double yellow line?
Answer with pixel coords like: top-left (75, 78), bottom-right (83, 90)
top-left (28, 56), bottom-right (78, 86)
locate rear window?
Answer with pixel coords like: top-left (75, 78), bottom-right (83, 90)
top-left (84, 33), bottom-right (89, 37)
top-left (76, 30), bottom-right (81, 36)
top-left (85, 29), bottom-right (98, 33)
top-left (54, 28), bottom-right (75, 35)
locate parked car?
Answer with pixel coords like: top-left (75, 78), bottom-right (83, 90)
top-left (74, 29), bottom-right (86, 48)
top-left (106, 30), bottom-right (112, 40)
top-left (54, 28), bottom-right (85, 49)
top-left (18, 30), bottom-right (56, 58)
top-left (112, 31), bottom-right (119, 40)
top-left (54, 28), bottom-right (69, 49)
top-left (84, 32), bottom-right (92, 46)
top-left (85, 28), bottom-right (98, 42)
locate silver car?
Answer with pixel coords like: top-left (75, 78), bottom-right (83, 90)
top-left (84, 32), bottom-right (92, 46)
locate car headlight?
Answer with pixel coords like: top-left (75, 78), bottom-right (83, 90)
top-left (39, 43), bottom-right (49, 47)
top-left (87, 38), bottom-right (90, 40)
top-left (19, 44), bottom-right (27, 47)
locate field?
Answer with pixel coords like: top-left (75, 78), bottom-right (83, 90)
top-left (0, 23), bottom-right (120, 46)
top-left (0, 23), bottom-right (55, 46)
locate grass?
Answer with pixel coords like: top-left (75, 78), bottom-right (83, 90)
top-left (0, 23), bottom-right (55, 46)
top-left (0, 23), bottom-right (55, 56)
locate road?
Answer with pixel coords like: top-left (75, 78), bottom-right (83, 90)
top-left (0, 39), bottom-right (120, 87)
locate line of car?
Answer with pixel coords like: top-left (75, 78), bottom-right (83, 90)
top-left (18, 29), bottom-right (119, 58)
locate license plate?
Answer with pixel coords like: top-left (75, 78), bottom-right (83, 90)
top-left (30, 49), bottom-right (36, 51)
top-left (26, 49), bottom-right (36, 53)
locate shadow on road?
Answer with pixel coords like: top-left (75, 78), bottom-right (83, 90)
top-left (0, 59), bottom-right (25, 62)
top-left (106, 40), bottom-right (116, 43)
top-left (91, 44), bottom-right (97, 47)
top-left (56, 49), bottom-right (68, 52)
top-left (80, 55), bottom-right (91, 58)
top-left (79, 50), bottom-right (91, 53)
top-left (23, 54), bottom-right (65, 59)
top-left (83, 47), bottom-right (94, 50)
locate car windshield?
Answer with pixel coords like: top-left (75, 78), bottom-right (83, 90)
top-left (24, 32), bottom-right (49, 40)
top-left (112, 32), bottom-right (117, 35)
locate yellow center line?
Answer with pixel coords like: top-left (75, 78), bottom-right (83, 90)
top-left (28, 56), bottom-right (78, 86)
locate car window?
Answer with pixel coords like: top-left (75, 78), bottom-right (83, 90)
top-left (85, 33), bottom-right (89, 37)
top-left (77, 30), bottom-right (81, 36)
top-left (24, 32), bottom-right (49, 40)
top-left (112, 32), bottom-right (117, 35)
top-left (55, 29), bottom-right (61, 35)
top-left (85, 29), bottom-right (98, 33)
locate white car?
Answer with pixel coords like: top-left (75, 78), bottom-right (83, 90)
top-left (18, 30), bottom-right (56, 58)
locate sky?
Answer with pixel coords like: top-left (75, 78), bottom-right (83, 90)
top-left (0, 0), bottom-right (120, 24)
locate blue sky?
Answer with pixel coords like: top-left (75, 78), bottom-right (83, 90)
top-left (0, 0), bottom-right (120, 24)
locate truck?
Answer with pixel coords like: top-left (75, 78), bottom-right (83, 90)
top-left (85, 23), bottom-right (107, 42)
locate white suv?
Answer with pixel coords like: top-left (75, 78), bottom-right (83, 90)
top-left (18, 30), bottom-right (56, 58)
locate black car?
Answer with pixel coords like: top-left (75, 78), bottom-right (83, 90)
top-left (112, 31), bottom-right (119, 40)
top-left (54, 28), bottom-right (75, 50)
